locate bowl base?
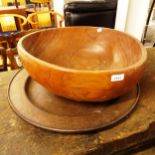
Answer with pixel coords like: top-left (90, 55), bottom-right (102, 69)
top-left (8, 69), bottom-right (140, 133)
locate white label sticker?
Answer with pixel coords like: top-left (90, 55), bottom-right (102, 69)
top-left (97, 28), bottom-right (103, 32)
top-left (111, 74), bottom-right (124, 82)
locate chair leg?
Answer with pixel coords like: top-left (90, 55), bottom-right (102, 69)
top-left (48, 2), bottom-right (51, 10)
top-left (6, 48), bottom-right (21, 70)
top-left (34, 3), bottom-right (37, 11)
top-left (0, 47), bottom-right (7, 71)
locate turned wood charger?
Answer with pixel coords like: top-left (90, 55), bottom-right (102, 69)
top-left (8, 69), bottom-right (140, 133)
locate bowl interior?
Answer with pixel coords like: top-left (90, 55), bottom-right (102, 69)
top-left (22, 27), bottom-right (142, 71)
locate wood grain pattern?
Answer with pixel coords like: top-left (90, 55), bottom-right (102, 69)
top-left (8, 69), bottom-right (139, 133)
top-left (0, 48), bottom-right (155, 155)
top-left (17, 27), bottom-right (147, 101)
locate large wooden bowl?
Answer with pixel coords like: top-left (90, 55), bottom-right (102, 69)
top-left (17, 27), bottom-right (147, 102)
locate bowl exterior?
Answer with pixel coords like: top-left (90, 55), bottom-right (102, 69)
top-left (18, 49), bottom-right (147, 102)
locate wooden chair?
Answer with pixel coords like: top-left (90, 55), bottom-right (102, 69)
top-left (27, 11), bottom-right (64, 29)
top-left (0, 35), bottom-right (21, 70)
top-left (0, 14), bottom-right (28, 48)
top-left (30, 0), bottom-right (52, 11)
top-left (0, 14), bottom-right (27, 34)
top-left (1, 0), bottom-right (26, 7)
top-left (0, 14), bottom-right (28, 70)
top-left (5, 29), bottom-right (39, 70)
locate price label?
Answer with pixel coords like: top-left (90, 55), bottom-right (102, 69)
top-left (111, 74), bottom-right (124, 82)
top-left (97, 28), bottom-right (103, 32)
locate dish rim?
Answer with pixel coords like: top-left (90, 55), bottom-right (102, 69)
top-left (17, 26), bottom-right (147, 74)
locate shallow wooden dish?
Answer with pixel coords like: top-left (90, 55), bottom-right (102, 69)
top-left (17, 27), bottom-right (147, 102)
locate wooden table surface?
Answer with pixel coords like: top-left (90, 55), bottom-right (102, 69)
top-left (1, 48), bottom-right (155, 155)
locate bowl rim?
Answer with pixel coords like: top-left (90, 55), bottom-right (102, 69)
top-left (17, 26), bottom-right (147, 74)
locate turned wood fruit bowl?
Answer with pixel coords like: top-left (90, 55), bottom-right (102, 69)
top-left (18, 27), bottom-right (147, 102)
